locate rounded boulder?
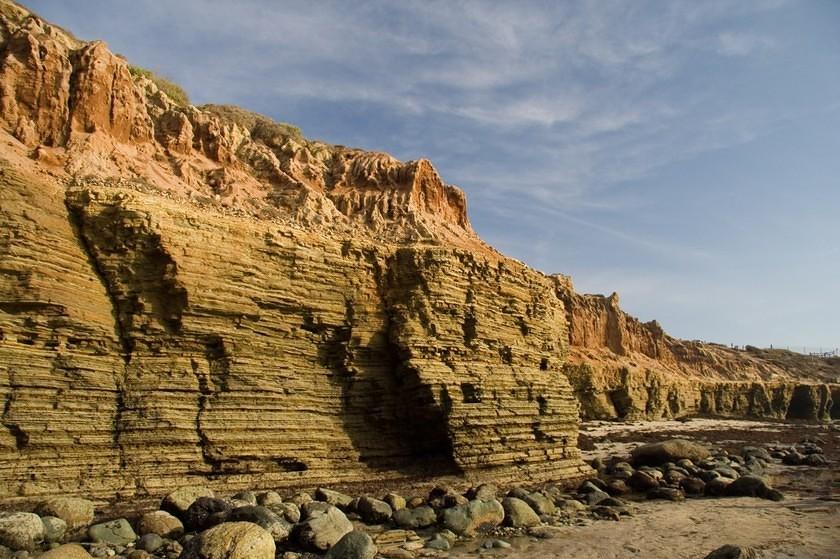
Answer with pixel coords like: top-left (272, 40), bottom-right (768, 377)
top-left (180, 521), bottom-right (275, 559)
top-left (0, 512), bottom-right (45, 551)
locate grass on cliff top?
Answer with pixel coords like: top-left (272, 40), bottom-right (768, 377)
top-left (128, 65), bottom-right (190, 107)
top-left (201, 104), bottom-right (303, 142)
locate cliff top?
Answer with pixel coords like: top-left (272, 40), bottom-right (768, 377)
top-left (0, 0), bottom-right (487, 251)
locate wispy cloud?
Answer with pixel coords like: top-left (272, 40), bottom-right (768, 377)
top-left (716, 32), bottom-right (777, 56)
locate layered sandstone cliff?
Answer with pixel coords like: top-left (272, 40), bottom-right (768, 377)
top-left (0, 1), bottom-right (836, 505)
top-left (0, 1), bottom-right (587, 501)
top-left (555, 279), bottom-right (839, 421)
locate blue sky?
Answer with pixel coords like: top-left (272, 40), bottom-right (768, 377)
top-left (26, 1), bottom-right (840, 349)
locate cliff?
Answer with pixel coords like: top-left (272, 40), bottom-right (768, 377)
top-left (0, 1), bottom-right (835, 505)
top-left (555, 279), bottom-right (839, 421)
top-left (0, 1), bottom-right (586, 502)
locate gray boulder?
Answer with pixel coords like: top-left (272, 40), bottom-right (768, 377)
top-left (41, 516), bottom-right (66, 544)
top-left (392, 506), bottom-right (436, 529)
top-left (325, 531), bottom-right (377, 559)
top-left (316, 488), bottom-right (354, 510)
top-left (88, 518), bottom-right (137, 546)
top-left (523, 492), bottom-right (555, 515)
top-left (295, 505), bottom-right (353, 551)
top-left (356, 497), bottom-right (392, 524)
top-left (265, 502), bottom-right (301, 524)
top-left (502, 497), bottom-right (540, 528)
top-left (137, 533), bottom-right (164, 552)
top-left (631, 439), bottom-right (711, 466)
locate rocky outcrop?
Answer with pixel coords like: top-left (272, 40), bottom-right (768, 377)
top-left (0, 1), bottom-right (590, 502)
top-left (555, 279), bottom-right (839, 421)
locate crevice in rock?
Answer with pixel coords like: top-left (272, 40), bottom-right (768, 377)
top-left (2, 386), bottom-right (28, 450)
top-left (65, 196), bottom-right (134, 362)
top-left (66, 194), bottom-right (131, 471)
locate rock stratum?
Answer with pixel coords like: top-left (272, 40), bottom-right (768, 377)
top-left (0, 1), bottom-right (836, 502)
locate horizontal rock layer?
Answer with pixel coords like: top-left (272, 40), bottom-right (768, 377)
top-left (0, 0), bottom-right (836, 505)
top-left (0, 157), bottom-right (588, 500)
top-left (555, 281), bottom-right (839, 421)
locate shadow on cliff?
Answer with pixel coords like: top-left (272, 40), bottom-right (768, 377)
top-left (314, 302), bottom-right (461, 477)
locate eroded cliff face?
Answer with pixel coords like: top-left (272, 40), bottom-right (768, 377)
top-left (555, 279), bottom-right (839, 421)
top-left (0, 1), bottom-right (835, 504)
top-left (0, 1), bottom-right (591, 501)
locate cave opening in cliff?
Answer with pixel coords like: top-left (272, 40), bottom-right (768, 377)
top-left (786, 385), bottom-right (816, 420)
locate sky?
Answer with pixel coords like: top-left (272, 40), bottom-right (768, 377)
top-left (25, 0), bottom-right (840, 350)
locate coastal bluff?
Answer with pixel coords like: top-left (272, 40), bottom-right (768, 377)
top-left (0, 0), bottom-right (835, 503)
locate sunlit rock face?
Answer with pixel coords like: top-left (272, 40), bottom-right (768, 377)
top-left (0, 2), bottom-right (588, 501)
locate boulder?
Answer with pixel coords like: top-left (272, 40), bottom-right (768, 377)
top-left (393, 506), bottom-right (437, 529)
top-left (356, 497), bottom-right (393, 524)
top-left (804, 454), bottom-right (828, 467)
top-left (88, 518), bottom-right (137, 546)
top-left (441, 499), bottom-right (505, 536)
top-left (425, 534), bottom-right (452, 550)
top-left (522, 492), bottom-right (556, 515)
top-left (646, 487), bottom-right (685, 501)
top-left (742, 447), bottom-right (771, 461)
top-left (180, 521), bottom-right (275, 559)
top-left (35, 497), bottom-right (95, 531)
top-left (137, 510), bottom-right (184, 539)
top-left (184, 497), bottom-right (232, 532)
top-left (724, 475), bottom-right (783, 501)
top-left (256, 491), bottom-right (284, 506)
top-left (582, 489), bottom-right (610, 505)
top-left (467, 483), bottom-right (498, 502)
top-left (325, 531), bottom-right (377, 559)
top-left (703, 544), bottom-right (757, 559)
top-left (287, 492), bottom-right (312, 507)
top-left (680, 477), bottom-right (706, 496)
top-left (705, 478), bottom-right (733, 497)
top-left (138, 533), bottom-right (165, 552)
top-left (41, 516), bottom-right (67, 543)
top-left (295, 505), bottom-right (353, 551)
top-left (628, 470), bottom-right (660, 491)
top-left (266, 502), bottom-right (301, 524)
top-left (231, 491), bottom-right (257, 506)
top-left (316, 488), bottom-right (355, 510)
top-left (38, 544), bottom-right (93, 558)
top-left (606, 479), bottom-right (630, 496)
top-left (383, 493), bottom-right (406, 512)
top-left (631, 439), bottom-right (711, 466)
top-left (0, 512), bottom-right (45, 551)
top-left (227, 506), bottom-right (291, 543)
top-left (502, 498), bottom-right (541, 528)
top-left (162, 486), bottom-right (214, 517)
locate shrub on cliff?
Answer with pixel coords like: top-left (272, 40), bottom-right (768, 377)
top-left (128, 65), bottom-right (190, 106)
top-left (201, 104), bottom-right (302, 141)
